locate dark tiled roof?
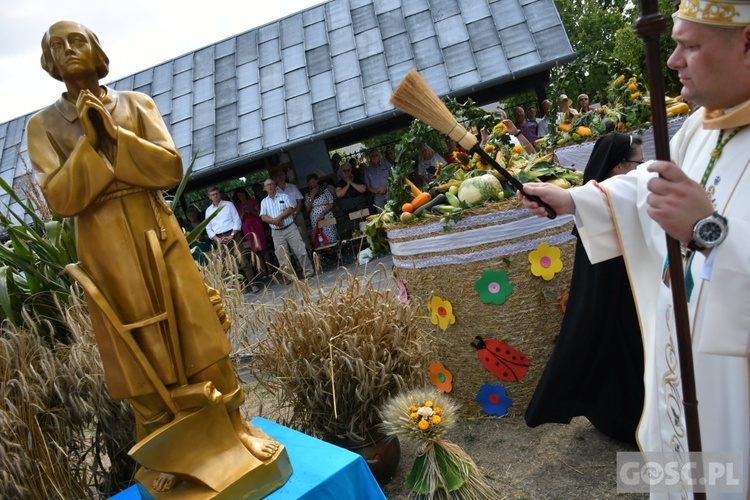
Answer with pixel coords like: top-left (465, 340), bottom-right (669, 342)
top-left (0, 0), bottom-right (573, 213)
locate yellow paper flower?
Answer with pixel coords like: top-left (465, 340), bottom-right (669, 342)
top-left (428, 296), bottom-right (456, 330)
top-left (484, 144), bottom-right (496, 154)
top-left (615, 74), bottom-right (625, 85)
top-left (409, 404), bottom-right (418, 412)
top-left (418, 419), bottom-right (430, 430)
top-left (410, 412), bottom-right (419, 419)
top-left (432, 415), bottom-right (442, 424)
top-left (629, 92), bottom-right (641, 100)
top-left (434, 407), bottom-right (443, 414)
top-left (513, 144), bottom-right (523, 155)
top-left (629, 76), bottom-right (637, 83)
top-left (528, 242), bottom-right (563, 281)
top-left (425, 400), bottom-right (434, 407)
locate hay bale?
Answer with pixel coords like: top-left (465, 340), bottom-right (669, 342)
top-left (386, 199), bottom-right (576, 416)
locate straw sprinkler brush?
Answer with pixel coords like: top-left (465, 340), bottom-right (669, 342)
top-left (390, 70), bottom-right (557, 219)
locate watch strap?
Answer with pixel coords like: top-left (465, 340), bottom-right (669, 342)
top-left (687, 239), bottom-right (705, 252)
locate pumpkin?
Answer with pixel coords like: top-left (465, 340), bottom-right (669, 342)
top-left (457, 174), bottom-right (502, 206)
top-left (558, 122), bottom-right (572, 132)
top-left (666, 102), bottom-right (689, 115)
top-left (576, 126), bottom-right (593, 137)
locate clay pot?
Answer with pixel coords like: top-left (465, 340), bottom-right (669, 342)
top-left (328, 429), bottom-right (401, 485)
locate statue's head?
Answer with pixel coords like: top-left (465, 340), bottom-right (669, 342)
top-left (40, 21), bottom-right (109, 82)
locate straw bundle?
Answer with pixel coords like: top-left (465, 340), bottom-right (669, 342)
top-left (386, 200), bottom-right (575, 415)
top-left (246, 265), bottom-right (434, 443)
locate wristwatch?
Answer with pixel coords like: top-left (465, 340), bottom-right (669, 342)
top-left (687, 212), bottom-right (728, 251)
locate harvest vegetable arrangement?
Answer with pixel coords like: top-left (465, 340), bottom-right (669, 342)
top-left (539, 74), bottom-right (688, 150)
top-left (364, 75), bottom-right (688, 255)
top-left (364, 114), bottom-right (583, 255)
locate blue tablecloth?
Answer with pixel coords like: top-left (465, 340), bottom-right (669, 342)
top-left (109, 417), bottom-right (386, 500)
top-left (253, 417), bottom-right (386, 500)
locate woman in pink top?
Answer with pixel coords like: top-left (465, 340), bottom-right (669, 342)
top-left (233, 188), bottom-right (272, 279)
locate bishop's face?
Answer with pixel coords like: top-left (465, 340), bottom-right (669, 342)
top-left (46, 21), bottom-right (97, 80)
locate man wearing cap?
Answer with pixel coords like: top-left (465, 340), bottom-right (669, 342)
top-left (577, 93), bottom-right (592, 113)
top-left (522, 1), bottom-right (750, 496)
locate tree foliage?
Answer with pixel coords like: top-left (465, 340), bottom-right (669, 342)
top-left (552, 0), bottom-right (680, 104)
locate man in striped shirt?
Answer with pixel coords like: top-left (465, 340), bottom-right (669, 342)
top-left (259, 178), bottom-right (313, 279)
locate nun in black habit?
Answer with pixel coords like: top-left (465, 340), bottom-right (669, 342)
top-left (524, 132), bottom-right (645, 443)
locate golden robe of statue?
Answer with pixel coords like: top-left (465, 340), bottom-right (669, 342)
top-left (26, 21), bottom-right (290, 497)
top-left (29, 87), bottom-right (231, 398)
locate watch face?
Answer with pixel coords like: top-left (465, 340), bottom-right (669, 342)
top-left (698, 221), bottom-right (722, 243)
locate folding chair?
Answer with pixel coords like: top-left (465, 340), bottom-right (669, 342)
top-left (312, 217), bottom-right (341, 269)
top-left (338, 208), bottom-right (370, 264)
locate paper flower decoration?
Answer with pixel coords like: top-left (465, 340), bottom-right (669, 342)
top-left (429, 362), bottom-right (453, 393)
top-left (476, 384), bottom-right (512, 416)
top-left (561, 292), bottom-right (569, 313)
top-left (474, 270), bottom-right (513, 305)
top-left (528, 242), bottom-right (563, 281)
top-left (397, 280), bottom-right (409, 303)
top-left (428, 296), bottom-right (455, 330)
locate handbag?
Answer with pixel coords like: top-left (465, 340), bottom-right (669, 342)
top-left (312, 227), bottom-right (330, 249)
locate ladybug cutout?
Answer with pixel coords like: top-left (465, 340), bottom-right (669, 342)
top-left (471, 335), bottom-right (530, 382)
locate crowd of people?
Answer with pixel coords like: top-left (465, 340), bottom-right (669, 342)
top-left (180, 152), bottom-right (383, 288)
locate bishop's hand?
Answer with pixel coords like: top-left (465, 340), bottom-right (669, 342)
top-left (646, 161), bottom-right (714, 243)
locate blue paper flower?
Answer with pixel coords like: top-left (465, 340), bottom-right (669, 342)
top-left (476, 383), bottom-right (512, 416)
top-left (474, 270), bottom-right (513, 305)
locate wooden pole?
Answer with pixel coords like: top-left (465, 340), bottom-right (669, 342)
top-left (634, 2), bottom-right (705, 498)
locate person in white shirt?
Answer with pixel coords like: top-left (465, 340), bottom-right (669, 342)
top-left (537, 99), bottom-right (552, 137)
top-left (521, 2), bottom-right (750, 495)
top-left (273, 169), bottom-right (309, 250)
top-left (259, 179), bottom-right (313, 279)
top-left (205, 187), bottom-right (258, 291)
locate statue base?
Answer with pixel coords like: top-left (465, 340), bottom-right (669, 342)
top-left (111, 417), bottom-right (385, 500)
top-left (134, 446), bottom-right (291, 499)
top-left (130, 403), bottom-right (292, 499)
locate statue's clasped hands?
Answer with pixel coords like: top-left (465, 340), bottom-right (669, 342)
top-left (76, 89), bottom-right (117, 151)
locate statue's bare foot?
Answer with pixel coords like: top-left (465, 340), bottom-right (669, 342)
top-left (153, 472), bottom-right (180, 492)
top-left (238, 432), bottom-right (279, 460)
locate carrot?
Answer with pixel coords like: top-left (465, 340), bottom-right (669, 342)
top-left (410, 192), bottom-right (432, 210)
top-left (436, 180), bottom-right (462, 192)
top-left (404, 177), bottom-right (422, 198)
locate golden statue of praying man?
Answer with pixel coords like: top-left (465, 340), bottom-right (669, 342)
top-left (27, 20), bottom-right (291, 498)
